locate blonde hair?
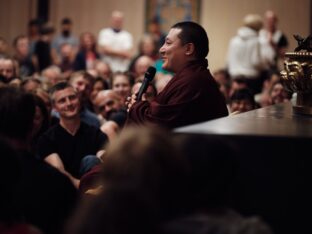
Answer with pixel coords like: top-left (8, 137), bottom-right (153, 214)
top-left (243, 14), bottom-right (263, 31)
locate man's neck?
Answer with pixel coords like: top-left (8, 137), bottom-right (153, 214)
top-left (60, 117), bottom-right (81, 136)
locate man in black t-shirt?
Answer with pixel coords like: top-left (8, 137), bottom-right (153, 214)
top-left (0, 86), bottom-right (77, 234)
top-left (37, 82), bottom-right (108, 188)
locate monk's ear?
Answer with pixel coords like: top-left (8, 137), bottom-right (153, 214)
top-left (185, 43), bottom-right (195, 56)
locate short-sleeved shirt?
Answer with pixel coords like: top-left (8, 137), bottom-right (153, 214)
top-left (36, 122), bottom-right (108, 178)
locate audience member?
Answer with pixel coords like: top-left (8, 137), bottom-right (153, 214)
top-left (98, 10), bottom-right (133, 72)
top-left (213, 68), bottom-right (232, 103)
top-left (66, 127), bottom-right (189, 234)
top-left (36, 82), bottom-right (108, 188)
top-left (0, 139), bottom-right (42, 234)
top-left (27, 19), bottom-right (42, 56)
top-left (111, 71), bottom-right (133, 104)
top-left (41, 65), bottom-right (62, 90)
top-left (58, 43), bottom-right (75, 79)
top-left (0, 86), bottom-right (77, 234)
top-left (93, 89), bottom-right (126, 126)
top-left (0, 37), bottom-right (10, 57)
top-left (21, 77), bottom-right (42, 93)
top-left (34, 24), bottom-right (55, 72)
top-left (52, 17), bottom-right (79, 62)
top-left (227, 14), bottom-right (272, 94)
top-left (132, 55), bottom-right (155, 81)
top-left (128, 34), bottom-right (158, 74)
top-left (269, 81), bottom-right (292, 105)
top-left (132, 80), bottom-right (157, 103)
top-left (12, 35), bottom-right (38, 77)
top-left (74, 32), bottom-right (99, 71)
top-left (229, 88), bottom-right (257, 115)
top-left (90, 77), bottom-right (109, 104)
top-left (69, 71), bottom-right (101, 127)
top-left (0, 56), bottom-right (18, 84)
top-left (259, 10), bottom-right (288, 71)
top-left (148, 17), bottom-right (166, 50)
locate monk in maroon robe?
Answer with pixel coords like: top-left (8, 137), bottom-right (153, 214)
top-left (127, 21), bottom-right (228, 129)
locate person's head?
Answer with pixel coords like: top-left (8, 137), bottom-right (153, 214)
top-left (138, 34), bottom-right (158, 57)
top-left (95, 60), bottom-right (112, 81)
top-left (13, 35), bottom-right (30, 58)
top-left (69, 71), bottom-right (94, 101)
top-left (90, 77), bottom-right (109, 102)
top-left (41, 65), bottom-right (62, 87)
top-left (80, 32), bottom-right (97, 51)
top-left (31, 95), bottom-right (50, 139)
top-left (28, 18), bottom-right (42, 37)
top-left (0, 86), bottom-right (35, 143)
top-left (39, 24), bottom-right (55, 41)
top-left (229, 77), bottom-right (249, 97)
top-left (67, 127), bottom-right (189, 234)
top-left (34, 88), bottom-right (52, 114)
top-left (110, 11), bottom-right (124, 31)
top-left (264, 10), bottom-right (278, 32)
top-left (93, 90), bottom-right (123, 119)
top-left (132, 81), bottom-right (157, 103)
top-left (230, 88), bottom-right (256, 114)
top-left (101, 126), bottom-right (189, 214)
top-left (134, 55), bottom-right (154, 79)
top-left (61, 17), bottom-right (73, 37)
top-left (21, 77), bottom-right (42, 93)
top-left (60, 43), bottom-right (74, 60)
top-left (112, 72), bottom-right (132, 101)
top-left (49, 82), bottom-right (80, 120)
top-left (159, 21), bottom-right (209, 73)
top-left (270, 81), bottom-right (291, 104)
top-left (243, 14), bottom-right (263, 32)
top-left (0, 57), bottom-right (17, 83)
top-left (0, 37), bottom-right (9, 56)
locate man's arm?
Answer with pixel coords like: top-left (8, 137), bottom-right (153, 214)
top-left (44, 153), bottom-right (80, 189)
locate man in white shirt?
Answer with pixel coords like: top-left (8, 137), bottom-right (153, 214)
top-left (98, 11), bottom-right (133, 72)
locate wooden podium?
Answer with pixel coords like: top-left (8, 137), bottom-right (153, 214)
top-left (175, 102), bottom-right (312, 234)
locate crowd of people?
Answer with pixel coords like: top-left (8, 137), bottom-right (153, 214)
top-left (0, 8), bottom-right (293, 234)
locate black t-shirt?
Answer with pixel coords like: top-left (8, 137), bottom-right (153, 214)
top-left (36, 122), bottom-right (108, 178)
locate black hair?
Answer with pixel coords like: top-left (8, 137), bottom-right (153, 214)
top-left (172, 21), bottom-right (209, 59)
top-left (230, 88), bottom-right (256, 107)
top-left (49, 81), bottom-right (73, 103)
top-left (0, 86), bottom-right (35, 140)
top-left (62, 17), bottom-right (72, 25)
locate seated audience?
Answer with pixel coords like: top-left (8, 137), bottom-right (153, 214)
top-left (0, 86), bottom-right (77, 234)
top-left (36, 82), bottom-right (108, 188)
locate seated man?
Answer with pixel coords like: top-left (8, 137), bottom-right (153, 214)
top-left (36, 82), bottom-right (108, 188)
top-left (0, 86), bottom-right (77, 234)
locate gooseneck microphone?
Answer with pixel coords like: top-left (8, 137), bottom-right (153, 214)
top-left (136, 66), bottom-right (156, 101)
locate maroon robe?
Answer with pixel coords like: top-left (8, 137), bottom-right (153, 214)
top-left (127, 59), bottom-right (228, 129)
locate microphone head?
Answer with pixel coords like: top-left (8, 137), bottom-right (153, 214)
top-left (145, 66), bottom-right (156, 81)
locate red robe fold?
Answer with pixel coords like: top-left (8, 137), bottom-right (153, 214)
top-left (127, 59), bottom-right (228, 129)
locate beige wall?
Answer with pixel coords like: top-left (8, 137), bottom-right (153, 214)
top-left (0, 0), bottom-right (36, 51)
top-left (50, 0), bottom-right (146, 54)
top-left (202, 0), bottom-right (311, 71)
top-left (0, 0), bottom-right (310, 70)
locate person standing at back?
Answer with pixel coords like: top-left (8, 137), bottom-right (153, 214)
top-left (259, 10), bottom-right (289, 72)
top-left (98, 11), bottom-right (133, 73)
top-left (127, 21), bottom-right (228, 129)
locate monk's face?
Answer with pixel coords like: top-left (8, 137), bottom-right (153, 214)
top-left (159, 28), bottom-right (188, 73)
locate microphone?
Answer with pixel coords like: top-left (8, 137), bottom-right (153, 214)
top-left (136, 66), bottom-right (156, 101)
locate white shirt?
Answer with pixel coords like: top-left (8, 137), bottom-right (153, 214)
top-left (98, 28), bottom-right (133, 72)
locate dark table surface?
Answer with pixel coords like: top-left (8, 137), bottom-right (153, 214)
top-left (176, 101), bottom-right (312, 138)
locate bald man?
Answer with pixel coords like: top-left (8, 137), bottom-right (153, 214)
top-left (98, 11), bottom-right (133, 72)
